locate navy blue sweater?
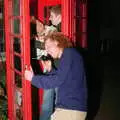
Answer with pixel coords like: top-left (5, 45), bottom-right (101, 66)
top-left (32, 48), bottom-right (87, 111)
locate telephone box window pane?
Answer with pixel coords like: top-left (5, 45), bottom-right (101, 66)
top-left (14, 19), bottom-right (20, 34)
top-left (14, 55), bottom-right (21, 72)
top-left (16, 107), bottom-right (23, 120)
top-left (44, 7), bottom-right (47, 18)
top-left (14, 37), bottom-right (21, 53)
top-left (13, 0), bottom-right (20, 16)
top-left (15, 89), bottom-right (23, 120)
top-left (15, 73), bottom-right (22, 88)
top-left (15, 89), bottom-right (22, 106)
top-left (44, 6), bottom-right (50, 25)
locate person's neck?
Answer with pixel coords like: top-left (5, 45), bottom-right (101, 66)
top-left (54, 18), bottom-right (61, 26)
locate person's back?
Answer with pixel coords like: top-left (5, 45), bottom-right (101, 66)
top-left (55, 48), bottom-right (87, 111)
top-left (31, 47), bottom-right (87, 120)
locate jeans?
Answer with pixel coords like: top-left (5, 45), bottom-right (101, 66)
top-left (40, 89), bottom-right (55, 120)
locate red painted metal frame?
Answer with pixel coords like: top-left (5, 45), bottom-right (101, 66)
top-left (79, 0), bottom-right (87, 48)
top-left (63, 0), bottom-right (88, 48)
top-left (62, 0), bottom-right (76, 45)
top-left (76, 0), bottom-right (88, 48)
top-left (4, 0), bottom-right (32, 119)
top-left (22, 0), bottom-right (32, 119)
top-left (4, 0), bottom-right (14, 119)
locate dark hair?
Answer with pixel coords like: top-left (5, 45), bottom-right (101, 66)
top-left (44, 32), bottom-right (73, 48)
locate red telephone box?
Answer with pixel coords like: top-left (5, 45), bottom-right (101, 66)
top-left (4, 0), bottom-right (32, 119)
top-left (4, 0), bottom-right (87, 120)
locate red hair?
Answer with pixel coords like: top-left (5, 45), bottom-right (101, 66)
top-left (44, 32), bottom-right (73, 48)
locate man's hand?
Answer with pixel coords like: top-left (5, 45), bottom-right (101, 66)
top-left (24, 66), bottom-right (34, 81)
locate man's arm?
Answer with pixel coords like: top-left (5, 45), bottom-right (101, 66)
top-left (31, 49), bottom-right (72, 89)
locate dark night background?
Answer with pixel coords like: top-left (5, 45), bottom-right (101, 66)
top-left (86, 0), bottom-right (120, 120)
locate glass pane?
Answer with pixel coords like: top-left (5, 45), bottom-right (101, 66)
top-left (15, 73), bottom-right (22, 88)
top-left (13, 0), bottom-right (20, 16)
top-left (15, 89), bottom-right (23, 120)
top-left (44, 6), bottom-right (49, 25)
top-left (14, 55), bottom-right (21, 72)
top-left (44, 7), bottom-right (47, 18)
top-left (15, 89), bottom-right (22, 106)
top-left (16, 107), bottom-right (23, 120)
top-left (13, 37), bottom-right (21, 53)
top-left (14, 19), bottom-right (20, 34)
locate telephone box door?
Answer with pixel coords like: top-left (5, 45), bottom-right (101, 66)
top-left (4, 0), bottom-right (32, 120)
